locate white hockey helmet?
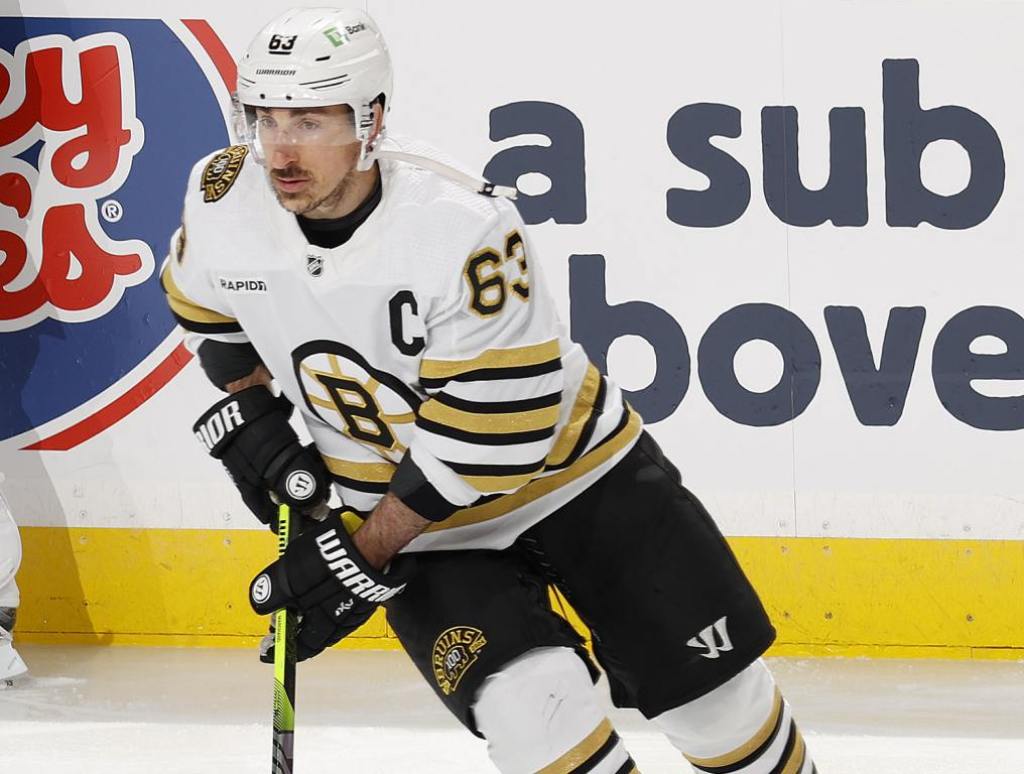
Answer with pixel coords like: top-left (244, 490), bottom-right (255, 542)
top-left (235, 7), bottom-right (392, 170)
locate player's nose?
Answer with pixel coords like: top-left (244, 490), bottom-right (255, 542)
top-left (268, 143), bottom-right (299, 170)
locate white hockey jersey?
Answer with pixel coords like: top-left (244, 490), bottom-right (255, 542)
top-left (162, 136), bottom-right (641, 551)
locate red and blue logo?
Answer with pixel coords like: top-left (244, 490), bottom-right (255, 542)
top-left (0, 18), bottom-right (236, 449)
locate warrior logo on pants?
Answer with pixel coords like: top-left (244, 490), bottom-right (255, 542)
top-left (432, 626), bottom-right (487, 696)
top-left (687, 615), bottom-right (734, 660)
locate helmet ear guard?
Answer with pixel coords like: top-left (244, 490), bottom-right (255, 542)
top-left (354, 96), bottom-right (385, 172)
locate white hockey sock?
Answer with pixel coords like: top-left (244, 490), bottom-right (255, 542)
top-left (654, 659), bottom-right (816, 773)
top-left (474, 646), bottom-right (636, 774)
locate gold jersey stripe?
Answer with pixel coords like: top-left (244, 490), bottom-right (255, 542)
top-left (781, 728), bottom-right (807, 774)
top-left (685, 687), bottom-right (783, 768)
top-left (546, 363), bottom-right (602, 468)
top-left (322, 456), bottom-right (396, 484)
top-left (425, 407), bottom-right (641, 533)
top-left (420, 339), bottom-right (560, 380)
top-left (459, 469), bottom-right (542, 494)
top-left (536, 718), bottom-right (614, 774)
top-left (418, 400), bottom-right (560, 435)
top-left (161, 264), bottom-right (238, 325)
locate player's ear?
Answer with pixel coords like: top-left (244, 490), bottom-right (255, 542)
top-left (369, 99), bottom-right (385, 144)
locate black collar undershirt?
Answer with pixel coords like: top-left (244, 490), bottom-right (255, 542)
top-left (296, 172), bottom-right (383, 250)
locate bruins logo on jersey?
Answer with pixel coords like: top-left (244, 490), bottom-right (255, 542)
top-left (432, 626), bottom-right (487, 696)
top-left (201, 145), bottom-right (248, 203)
top-left (292, 340), bottom-right (421, 457)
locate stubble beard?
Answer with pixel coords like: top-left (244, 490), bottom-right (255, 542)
top-left (273, 169), bottom-right (354, 216)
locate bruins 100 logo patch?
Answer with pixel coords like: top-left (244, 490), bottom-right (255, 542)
top-left (432, 626), bottom-right (487, 696)
top-left (201, 145), bottom-right (248, 203)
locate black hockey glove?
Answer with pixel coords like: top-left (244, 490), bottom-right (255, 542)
top-left (193, 386), bottom-right (330, 531)
top-left (249, 509), bottom-right (411, 662)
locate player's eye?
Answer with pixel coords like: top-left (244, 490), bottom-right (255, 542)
top-left (256, 116), bottom-right (276, 130)
top-left (299, 120), bottom-right (320, 132)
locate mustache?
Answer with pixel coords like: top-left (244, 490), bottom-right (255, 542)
top-left (271, 166), bottom-right (311, 180)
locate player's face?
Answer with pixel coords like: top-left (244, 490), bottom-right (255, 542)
top-left (256, 105), bottom-right (363, 216)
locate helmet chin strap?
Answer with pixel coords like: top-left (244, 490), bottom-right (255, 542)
top-left (374, 150), bottom-right (518, 200)
top-left (351, 99), bottom-right (516, 199)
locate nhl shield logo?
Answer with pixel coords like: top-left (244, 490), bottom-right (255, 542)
top-left (432, 626), bottom-right (487, 696)
top-left (306, 253), bottom-right (324, 277)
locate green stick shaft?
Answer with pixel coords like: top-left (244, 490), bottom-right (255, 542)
top-left (272, 504), bottom-right (298, 774)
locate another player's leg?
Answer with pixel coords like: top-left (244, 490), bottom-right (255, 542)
top-left (0, 484), bottom-right (27, 686)
top-left (521, 430), bottom-right (816, 772)
top-left (386, 551), bottom-right (637, 773)
top-left (0, 608), bottom-right (27, 687)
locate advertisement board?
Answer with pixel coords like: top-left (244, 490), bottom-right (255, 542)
top-left (2, 1), bottom-right (1021, 655)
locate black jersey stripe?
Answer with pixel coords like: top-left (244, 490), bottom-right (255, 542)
top-left (545, 364), bottom-right (602, 469)
top-left (571, 375), bottom-right (608, 457)
top-left (612, 758), bottom-right (637, 774)
top-left (419, 357), bottom-right (561, 390)
top-left (546, 394), bottom-right (627, 477)
top-left (168, 310), bottom-right (244, 335)
top-left (419, 396), bottom-right (560, 436)
top-left (416, 416), bottom-right (556, 446)
top-left (423, 410), bottom-right (642, 532)
top-left (330, 474), bottom-right (390, 495)
top-left (546, 375), bottom-right (608, 471)
top-left (571, 729), bottom-right (623, 773)
top-left (420, 339), bottom-right (559, 380)
top-left (432, 390), bottom-right (562, 414)
top-left (587, 398), bottom-right (631, 455)
top-left (442, 458), bottom-right (547, 477)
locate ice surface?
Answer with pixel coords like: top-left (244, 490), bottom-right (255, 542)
top-left (1, 646), bottom-right (1022, 773)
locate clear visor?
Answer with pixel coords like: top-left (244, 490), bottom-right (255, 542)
top-left (237, 104), bottom-right (360, 161)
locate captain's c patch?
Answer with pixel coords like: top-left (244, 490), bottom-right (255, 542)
top-left (432, 626), bottom-right (487, 696)
top-left (201, 145), bottom-right (248, 203)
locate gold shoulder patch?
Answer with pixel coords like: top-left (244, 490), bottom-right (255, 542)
top-left (432, 626), bottom-right (488, 696)
top-left (201, 145), bottom-right (248, 203)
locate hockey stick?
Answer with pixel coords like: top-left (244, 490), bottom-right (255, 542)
top-left (271, 503), bottom-right (298, 774)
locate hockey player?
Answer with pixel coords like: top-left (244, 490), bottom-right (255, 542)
top-left (0, 474), bottom-right (28, 687)
top-left (166, 8), bottom-right (818, 772)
